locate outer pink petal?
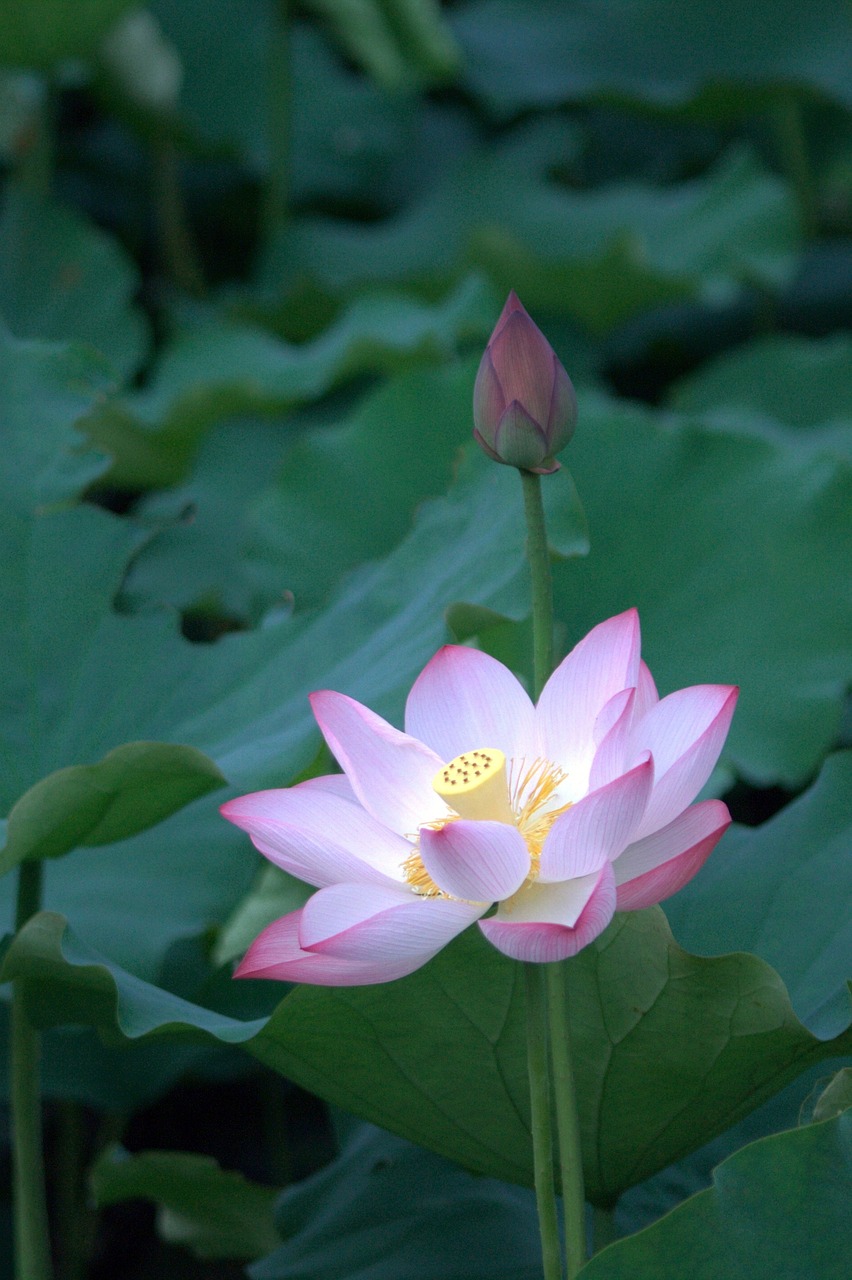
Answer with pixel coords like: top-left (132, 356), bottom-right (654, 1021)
top-left (299, 881), bottom-right (482, 961)
top-left (405, 646), bottom-right (535, 763)
top-left (587, 688), bottom-right (635, 791)
top-left (538, 757), bottom-right (653, 882)
top-left (479, 864), bottom-right (616, 962)
top-left (234, 909), bottom-right (428, 986)
top-left (634, 660), bottom-right (659, 719)
top-left (535, 610), bottom-right (641, 791)
top-left (419, 820), bottom-right (530, 903)
top-left (490, 310), bottom-right (554, 427)
top-left (310, 691), bottom-right (447, 836)
top-left (221, 775), bottom-right (409, 887)
top-left (631, 685), bottom-right (738, 838)
top-left (472, 348), bottom-right (507, 444)
top-left (615, 800), bottom-right (731, 910)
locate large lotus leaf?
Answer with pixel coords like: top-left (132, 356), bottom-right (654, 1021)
top-left (0, 0), bottom-right (134, 68)
top-left (451, 0), bottom-right (852, 116)
top-left (552, 392), bottom-right (851, 785)
top-left (263, 136), bottom-right (797, 329)
top-left (666, 751), bottom-right (852, 1038)
top-left (7, 904), bottom-right (851, 1207)
top-left (252, 1125), bottom-right (540, 1280)
top-left (580, 1108), bottom-right (852, 1279)
top-left (0, 191), bottom-right (149, 380)
top-left (669, 334), bottom-right (852, 459)
top-left (124, 360), bottom-right (484, 618)
top-left (92, 1146), bottom-right (280, 1260)
top-left (85, 275), bottom-right (496, 488)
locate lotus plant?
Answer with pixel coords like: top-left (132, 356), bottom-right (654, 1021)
top-left (222, 610), bottom-right (736, 986)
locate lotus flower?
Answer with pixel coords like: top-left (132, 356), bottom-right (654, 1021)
top-left (222, 611), bottom-right (736, 986)
top-left (473, 291), bottom-right (577, 473)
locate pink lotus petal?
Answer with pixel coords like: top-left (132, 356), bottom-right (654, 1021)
top-left (615, 801), bottom-right (731, 910)
top-left (538, 757), bottom-right (653, 882)
top-left (490, 310), bottom-right (554, 427)
top-left (588, 690), bottom-right (636, 792)
top-left (420, 819), bottom-right (530, 903)
top-left (405, 645), bottom-right (535, 763)
top-left (310, 691), bottom-right (447, 836)
top-left (631, 686), bottom-right (738, 837)
top-left (634, 660), bottom-right (659, 719)
top-left (472, 349), bottom-right (507, 444)
top-left (299, 881), bottom-right (482, 961)
top-left (535, 609), bottom-right (641, 789)
top-left (234, 909), bottom-right (428, 986)
top-left (479, 864), bottom-right (616, 962)
top-left (221, 776), bottom-right (409, 888)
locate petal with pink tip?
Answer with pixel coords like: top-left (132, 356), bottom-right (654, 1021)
top-left (221, 775), bottom-right (409, 888)
top-left (234, 909), bottom-right (429, 986)
top-left (588, 690), bottom-right (636, 792)
top-left (615, 801), bottom-right (731, 910)
top-left (479, 864), bottom-right (616, 962)
top-left (299, 881), bottom-right (482, 962)
top-left (631, 686), bottom-right (738, 837)
top-left (420, 820), bottom-right (530, 903)
top-left (310, 691), bottom-right (447, 836)
top-left (634, 660), bottom-right (659, 720)
top-left (535, 610), bottom-right (641, 787)
top-left (538, 757), bottom-right (653, 882)
top-left (490, 310), bottom-right (554, 427)
top-left (473, 349), bottom-right (506, 444)
top-left (545, 357), bottom-right (577, 450)
top-left (405, 646), bottom-right (535, 764)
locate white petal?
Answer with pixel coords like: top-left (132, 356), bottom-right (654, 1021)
top-left (479, 865), bottom-right (616, 961)
top-left (221, 775), bottom-right (409, 887)
top-left (420, 819), bottom-right (530, 902)
top-left (299, 881), bottom-right (482, 961)
top-left (310, 691), bottom-right (447, 836)
top-left (535, 610), bottom-right (641, 791)
top-left (538, 757), bottom-right (653, 882)
top-left (405, 645), bottom-right (535, 762)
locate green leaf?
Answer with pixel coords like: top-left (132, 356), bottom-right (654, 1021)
top-left (665, 752), bottom-right (852, 1037)
top-left (452, 0), bottom-right (852, 116)
top-left (670, 333), bottom-right (852, 460)
top-left (553, 393), bottom-right (852, 785)
top-left (0, 742), bottom-right (225, 874)
top-left (0, 0), bottom-right (135, 67)
top-left (809, 1069), bottom-right (852, 1124)
top-left (265, 137), bottom-right (798, 330)
top-left (250, 911), bottom-right (852, 1203)
top-left (0, 191), bottom-right (149, 381)
top-left (213, 864), bottom-right (312, 968)
top-left (578, 1109), bottom-right (852, 1279)
top-left (91, 1146), bottom-right (280, 1260)
top-left (85, 275), bottom-right (497, 488)
top-left (254, 1125), bottom-right (541, 1280)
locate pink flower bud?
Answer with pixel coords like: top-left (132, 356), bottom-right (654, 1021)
top-left (473, 291), bottom-right (577, 473)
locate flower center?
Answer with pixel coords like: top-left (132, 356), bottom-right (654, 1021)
top-left (402, 747), bottom-right (572, 898)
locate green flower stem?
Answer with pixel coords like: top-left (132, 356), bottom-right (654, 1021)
top-left (546, 963), bottom-right (587, 1277)
top-left (772, 93), bottom-right (817, 239)
top-left (524, 964), bottom-right (563, 1280)
top-left (263, 0), bottom-right (292, 239)
top-left (520, 470), bottom-right (554, 701)
top-left (11, 859), bottom-right (54, 1280)
top-left (592, 1204), bottom-right (618, 1254)
top-left (151, 140), bottom-right (205, 296)
top-left (519, 466), bottom-right (587, 1275)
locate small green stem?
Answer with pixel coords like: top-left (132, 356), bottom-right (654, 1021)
top-left (546, 964), bottom-right (587, 1277)
top-left (525, 965), bottom-right (563, 1280)
top-left (592, 1204), bottom-right (618, 1254)
top-left (520, 470), bottom-right (554, 700)
top-left (12, 860), bottom-right (53, 1280)
top-left (263, 0), bottom-right (292, 240)
top-left (772, 93), bottom-right (817, 239)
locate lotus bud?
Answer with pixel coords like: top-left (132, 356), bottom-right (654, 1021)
top-left (473, 291), bottom-right (577, 474)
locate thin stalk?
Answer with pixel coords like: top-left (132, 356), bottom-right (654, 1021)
top-left (546, 963), bottom-right (587, 1276)
top-left (524, 965), bottom-right (563, 1280)
top-left (11, 859), bottom-right (53, 1280)
top-left (151, 140), bottom-right (205, 295)
top-left (263, 0), bottom-right (292, 240)
top-left (519, 470), bottom-right (554, 700)
top-left (592, 1204), bottom-right (618, 1254)
top-left (772, 93), bottom-right (817, 239)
